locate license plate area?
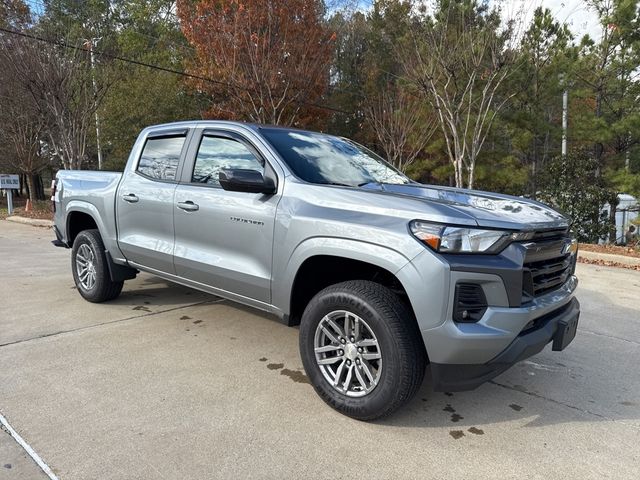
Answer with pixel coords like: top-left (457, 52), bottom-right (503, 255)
top-left (552, 311), bottom-right (579, 351)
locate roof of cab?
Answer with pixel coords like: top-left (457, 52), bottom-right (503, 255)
top-left (144, 120), bottom-right (324, 135)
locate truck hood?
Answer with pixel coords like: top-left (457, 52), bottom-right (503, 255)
top-left (362, 182), bottom-right (568, 231)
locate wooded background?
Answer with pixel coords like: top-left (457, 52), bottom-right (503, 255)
top-left (1, 0), bottom-right (639, 242)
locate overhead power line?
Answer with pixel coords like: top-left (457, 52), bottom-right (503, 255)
top-left (0, 26), bottom-right (352, 115)
top-left (20, 0), bottom-right (372, 103)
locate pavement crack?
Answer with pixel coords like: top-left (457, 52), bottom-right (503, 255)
top-left (489, 380), bottom-right (640, 431)
top-left (490, 380), bottom-right (606, 418)
top-left (578, 329), bottom-right (640, 346)
top-left (0, 299), bottom-right (226, 348)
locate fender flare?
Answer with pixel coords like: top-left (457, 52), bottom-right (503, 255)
top-left (65, 201), bottom-right (108, 243)
top-left (273, 236), bottom-right (416, 318)
top-left (65, 202), bottom-right (136, 282)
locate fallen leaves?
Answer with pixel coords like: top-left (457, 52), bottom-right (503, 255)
top-left (577, 256), bottom-right (640, 271)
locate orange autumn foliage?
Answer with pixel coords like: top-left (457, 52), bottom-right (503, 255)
top-left (177, 0), bottom-right (334, 127)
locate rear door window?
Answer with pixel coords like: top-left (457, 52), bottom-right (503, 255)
top-left (137, 135), bottom-right (186, 181)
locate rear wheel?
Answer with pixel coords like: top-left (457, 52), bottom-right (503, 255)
top-left (299, 280), bottom-right (426, 420)
top-left (71, 229), bottom-right (123, 303)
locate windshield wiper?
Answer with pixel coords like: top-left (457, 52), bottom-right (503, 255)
top-left (317, 181), bottom-right (356, 187)
top-left (359, 180), bottom-right (412, 187)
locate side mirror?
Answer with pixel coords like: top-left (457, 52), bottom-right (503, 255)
top-left (219, 168), bottom-right (276, 194)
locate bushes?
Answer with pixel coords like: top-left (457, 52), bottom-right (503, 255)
top-left (538, 149), bottom-right (614, 242)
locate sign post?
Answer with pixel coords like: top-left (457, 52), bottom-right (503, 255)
top-left (0, 174), bottom-right (20, 216)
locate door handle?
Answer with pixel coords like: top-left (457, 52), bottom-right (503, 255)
top-left (177, 201), bottom-right (199, 212)
top-left (122, 193), bottom-right (139, 203)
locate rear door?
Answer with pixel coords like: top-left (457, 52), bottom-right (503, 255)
top-left (116, 128), bottom-right (190, 273)
top-left (173, 128), bottom-right (281, 303)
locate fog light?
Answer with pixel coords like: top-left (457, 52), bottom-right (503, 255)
top-left (453, 283), bottom-right (487, 323)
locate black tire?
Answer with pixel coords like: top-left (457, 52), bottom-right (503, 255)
top-left (299, 280), bottom-right (426, 420)
top-left (71, 229), bottom-right (123, 303)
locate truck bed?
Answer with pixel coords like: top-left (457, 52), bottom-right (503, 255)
top-left (53, 170), bottom-right (123, 259)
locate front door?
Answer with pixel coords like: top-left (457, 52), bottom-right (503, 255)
top-left (173, 130), bottom-right (280, 303)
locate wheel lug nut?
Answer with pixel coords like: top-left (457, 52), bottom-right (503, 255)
top-left (357, 347), bottom-right (363, 353)
top-left (350, 336), bottom-right (355, 342)
top-left (340, 338), bottom-right (346, 344)
top-left (338, 350), bottom-right (344, 356)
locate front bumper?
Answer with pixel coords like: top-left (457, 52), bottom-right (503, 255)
top-left (421, 273), bottom-right (578, 364)
top-left (430, 296), bottom-right (580, 391)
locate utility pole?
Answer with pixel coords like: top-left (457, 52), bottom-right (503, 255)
top-left (625, 132), bottom-right (631, 171)
top-left (84, 37), bottom-right (103, 170)
top-left (561, 88), bottom-right (568, 157)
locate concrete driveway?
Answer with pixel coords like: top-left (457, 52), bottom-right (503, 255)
top-left (1, 220), bottom-right (638, 479)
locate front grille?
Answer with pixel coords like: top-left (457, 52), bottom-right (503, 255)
top-left (531, 227), bottom-right (569, 241)
top-left (522, 234), bottom-right (575, 300)
top-left (523, 255), bottom-right (572, 297)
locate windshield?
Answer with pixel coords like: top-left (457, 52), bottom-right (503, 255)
top-left (260, 128), bottom-right (411, 187)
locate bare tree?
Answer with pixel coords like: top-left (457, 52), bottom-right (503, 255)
top-left (0, 104), bottom-right (48, 203)
top-left (0, 4), bottom-right (47, 201)
top-left (402, 3), bottom-right (521, 188)
top-left (0, 53), bottom-right (48, 202)
top-left (365, 87), bottom-right (436, 172)
top-left (0, 33), bottom-right (108, 170)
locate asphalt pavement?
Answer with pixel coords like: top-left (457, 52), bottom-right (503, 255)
top-left (0, 220), bottom-right (638, 479)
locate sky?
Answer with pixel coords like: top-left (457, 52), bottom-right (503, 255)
top-left (351, 0), bottom-right (603, 41)
top-left (501, 0), bottom-right (602, 41)
top-left (25, 0), bottom-right (603, 42)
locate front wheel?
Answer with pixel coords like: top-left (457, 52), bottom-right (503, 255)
top-left (299, 280), bottom-right (426, 420)
top-left (71, 229), bottom-right (123, 303)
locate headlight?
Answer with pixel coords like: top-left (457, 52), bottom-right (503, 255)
top-left (409, 221), bottom-right (532, 254)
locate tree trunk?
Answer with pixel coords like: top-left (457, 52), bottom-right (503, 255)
top-left (530, 157), bottom-right (537, 200)
top-left (18, 174), bottom-right (26, 197)
top-left (594, 87), bottom-right (604, 177)
top-left (33, 174), bottom-right (45, 200)
top-left (531, 134), bottom-right (539, 199)
top-left (455, 156), bottom-right (464, 188)
top-left (26, 173), bottom-right (36, 204)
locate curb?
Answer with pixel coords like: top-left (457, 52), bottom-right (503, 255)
top-left (578, 250), bottom-right (640, 267)
top-left (5, 216), bottom-right (53, 228)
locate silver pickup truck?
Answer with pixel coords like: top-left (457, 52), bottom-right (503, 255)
top-left (52, 121), bottom-right (580, 420)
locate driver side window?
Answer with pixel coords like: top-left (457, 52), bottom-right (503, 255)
top-left (192, 135), bottom-right (264, 187)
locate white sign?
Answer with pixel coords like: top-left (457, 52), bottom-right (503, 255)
top-left (0, 174), bottom-right (19, 189)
